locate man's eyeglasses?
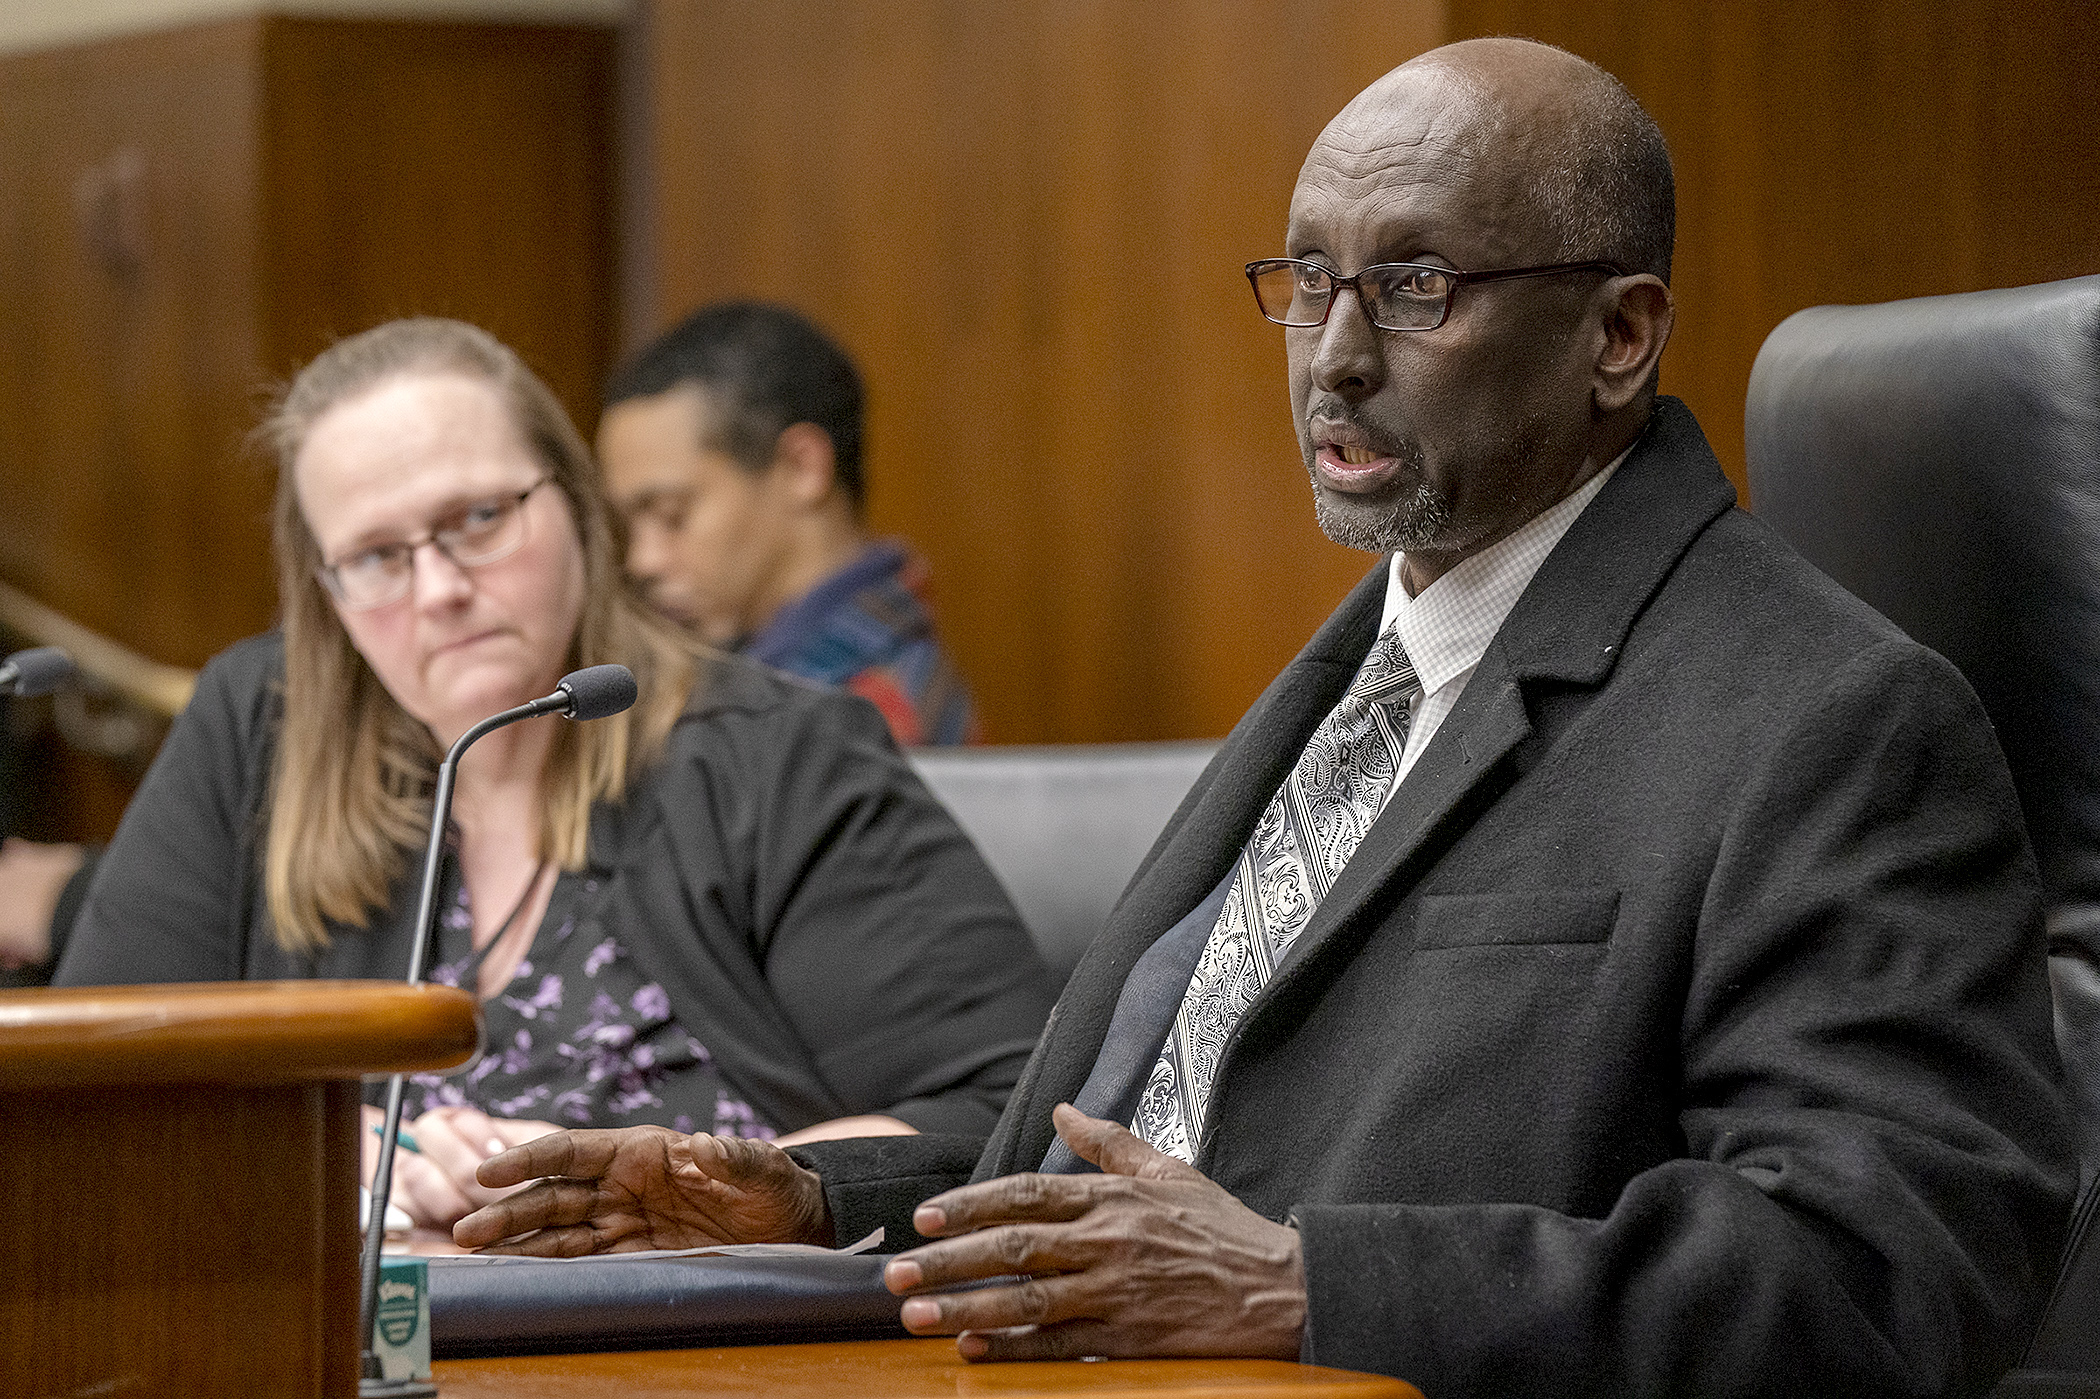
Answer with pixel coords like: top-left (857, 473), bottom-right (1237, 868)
top-left (1245, 258), bottom-right (1625, 332)
top-left (318, 479), bottom-right (550, 611)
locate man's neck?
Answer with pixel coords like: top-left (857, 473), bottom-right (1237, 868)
top-left (1400, 410), bottom-right (1649, 596)
top-left (750, 510), bottom-right (870, 635)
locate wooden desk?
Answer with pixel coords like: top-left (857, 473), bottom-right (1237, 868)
top-left (434, 1337), bottom-right (1422, 1398)
top-left (0, 980), bottom-right (479, 1398)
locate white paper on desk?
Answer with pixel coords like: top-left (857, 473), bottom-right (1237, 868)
top-left (431, 1226), bottom-right (885, 1265)
top-left (359, 1186), bottom-right (414, 1235)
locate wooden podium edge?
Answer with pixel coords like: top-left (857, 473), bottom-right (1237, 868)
top-left (0, 979), bottom-right (480, 1088)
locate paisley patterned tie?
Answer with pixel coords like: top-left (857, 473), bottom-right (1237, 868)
top-left (1132, 624), bottom-right (1421, 1163)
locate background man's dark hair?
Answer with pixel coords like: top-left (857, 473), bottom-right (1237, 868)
top-left (604, 302), bottom-right (868, 509)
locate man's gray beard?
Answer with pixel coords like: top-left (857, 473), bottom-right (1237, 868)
top-left (1311, 476), bottom-right (1455, 554)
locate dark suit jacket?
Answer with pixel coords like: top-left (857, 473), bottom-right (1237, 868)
top-left (795, 399), bottom-right (2074, 1397)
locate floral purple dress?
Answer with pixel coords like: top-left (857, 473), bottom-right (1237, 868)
top-left (403, 863), bottom-right (773, 1139)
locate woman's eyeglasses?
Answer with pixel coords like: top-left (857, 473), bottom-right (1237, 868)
top-left (317, 479), bottom-right (550, 611)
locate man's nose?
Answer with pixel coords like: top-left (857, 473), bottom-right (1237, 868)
top-left (1308, 286), bottom-right (1387, 398)
top-left (409, 540), bottom-right (475, 610)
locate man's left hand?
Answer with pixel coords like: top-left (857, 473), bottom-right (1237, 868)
top-left (882, 1102), bottom-right (1306, 1361)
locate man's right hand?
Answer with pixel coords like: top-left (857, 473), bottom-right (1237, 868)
top-left (451, 1125), bottom-right (834, 1255)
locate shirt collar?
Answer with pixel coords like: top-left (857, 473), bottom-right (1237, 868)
top-left (1379, 450), bottom-right (1628, 696)
top-left (741, 540), bottom-right (909, 668)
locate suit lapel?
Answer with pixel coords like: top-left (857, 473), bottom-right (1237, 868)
top-left (1273, 653), bottom-right (1537, 978)
top-left (988, 566), bottom-right (1390, 1174)
top-left (1131, 574), bottom-right (1388, 920)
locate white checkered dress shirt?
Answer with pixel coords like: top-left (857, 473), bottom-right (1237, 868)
top-left (1378, 453), bottom-right (1625, 793)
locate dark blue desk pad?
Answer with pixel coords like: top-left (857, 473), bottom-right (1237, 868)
top-left (427, 1251), bottom-right (909, 1357)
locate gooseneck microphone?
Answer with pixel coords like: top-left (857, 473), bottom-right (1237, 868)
top-left (358, 663), bottom-right (637, 1396)
top-left (0, 646), bottom-right (76, 697)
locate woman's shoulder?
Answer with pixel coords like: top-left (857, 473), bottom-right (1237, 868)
top-left (634, 650), bottom-right (902, 813)
top-left (198, 631), bottom-right (287, 687)
top-left (673, 648), bottom-right (890, 742)
top-left (186, 632), bottom-right (287, 735)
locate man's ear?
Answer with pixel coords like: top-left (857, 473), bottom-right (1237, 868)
top-left (769, 422), bottom-right (840, 508)
top-left (1593, 275), bottom-right (1674, 415)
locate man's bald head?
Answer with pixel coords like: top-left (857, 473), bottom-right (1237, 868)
top-left (1282, 38), bottom-right (1679, 588)
top-left (1328, 38), bottom-right (1674, 283)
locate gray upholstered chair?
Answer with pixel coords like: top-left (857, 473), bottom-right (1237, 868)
top-left (906, 741), bottom-right (1217, 987)
top-left (1746, 274), bottom-right (2100, 1392)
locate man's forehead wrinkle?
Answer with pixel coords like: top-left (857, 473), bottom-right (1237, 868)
top-left (1320, 101), bottom-right (1437, 155)
top-left (1329, 68), bottom-right (1486, 150)
top-left (1287, 40), bottom-right (1604, 263)
top-left (1308, 129), bottom-right (1481, 187)
top-left (1300, 96), bottom-right (1486, 200)
top-left (1287, 155), bottom-right (1479, 249)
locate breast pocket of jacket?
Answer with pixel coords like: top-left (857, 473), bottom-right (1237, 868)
top-left (1412, 888), bottom-right (1621, 950)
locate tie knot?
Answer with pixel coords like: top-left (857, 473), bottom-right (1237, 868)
top-left (1347, 625), bottom-right (1420, 707)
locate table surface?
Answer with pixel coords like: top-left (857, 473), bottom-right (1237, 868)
top-left (431, 1337), bottom-right (1423, 1398)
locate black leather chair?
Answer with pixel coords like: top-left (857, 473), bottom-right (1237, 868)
top-left (906, 741), bottom-right (1217, 987)
top-left (1746, 274), bottom-right (2100, 1393)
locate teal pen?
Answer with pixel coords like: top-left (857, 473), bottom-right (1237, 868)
top-left (372, 1125), bottom-right (421, 1154)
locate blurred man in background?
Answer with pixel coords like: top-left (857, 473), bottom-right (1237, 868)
top-left (598, 303), bottom-right (977, 746)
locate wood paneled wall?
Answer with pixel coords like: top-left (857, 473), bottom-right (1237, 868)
top-left (0, 21), bottom-right (269, 673)
top-left (9, 4), bottom-right (2095, 761)
top-left (0, 17), bottom-right (613, 676)
top-left (633, 0), bottom-right (2100, 744)
top-left (259, 20), bottom-right (615, 431)
top-left (636, 1), bottom-right (1442, 742)
top-left (0, 17), bottom-right (612, 839)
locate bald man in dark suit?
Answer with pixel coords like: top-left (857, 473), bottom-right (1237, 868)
top-left (457, 38), bottom-right (2073, 1398)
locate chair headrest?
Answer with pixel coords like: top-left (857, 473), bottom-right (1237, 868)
top-left (1746, 275), bottom-right (2100, 942)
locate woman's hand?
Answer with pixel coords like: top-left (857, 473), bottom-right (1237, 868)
top-left (0, 839), bottom-right (84, 970)
top-left (453, 1126), bottom-right (834, 1256)
top-left (361, 1104), bottom-right (561, 1231)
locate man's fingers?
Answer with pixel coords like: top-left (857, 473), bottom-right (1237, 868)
top-left (912, 1171), bottom-right (1110, 1238)
top-left (689, 1131), bottom-right (792, 1187)
top-left (452, 1177), bottom-right (605, 1248)
top-left (466, 1223), bottom-right (604, 1258)
top-left (1053, 1102), bottom-right (1202, 1182)
top-left (958, 1320), bottom-right (1123, 1363)
top-left (886, 1222), bottom-right (1088, 1296)
top-left (474, 1127), bottom-right (622, 1189)
top-left (896, 1271), bottom-right (1092, 1337)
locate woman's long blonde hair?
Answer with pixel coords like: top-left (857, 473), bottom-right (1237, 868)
top-left (260, 318), bottom-right (697, 954)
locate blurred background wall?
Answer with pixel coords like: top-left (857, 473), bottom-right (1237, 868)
top-left (3, 0), bottom-right (2096, 839)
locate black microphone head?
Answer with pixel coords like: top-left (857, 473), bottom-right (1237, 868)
top-left (555, 664), bottom-right (638, 721)
top-left (0, 646), bottom-right (76, 697)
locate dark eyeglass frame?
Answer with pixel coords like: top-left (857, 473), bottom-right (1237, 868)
top-left (317, 477), bottom-right (551, 611)
top-left (1245, 257), bottom-right (1627, 332)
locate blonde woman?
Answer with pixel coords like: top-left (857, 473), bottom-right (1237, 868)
top-left (56, 319), bottom-right (1053, 1229)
